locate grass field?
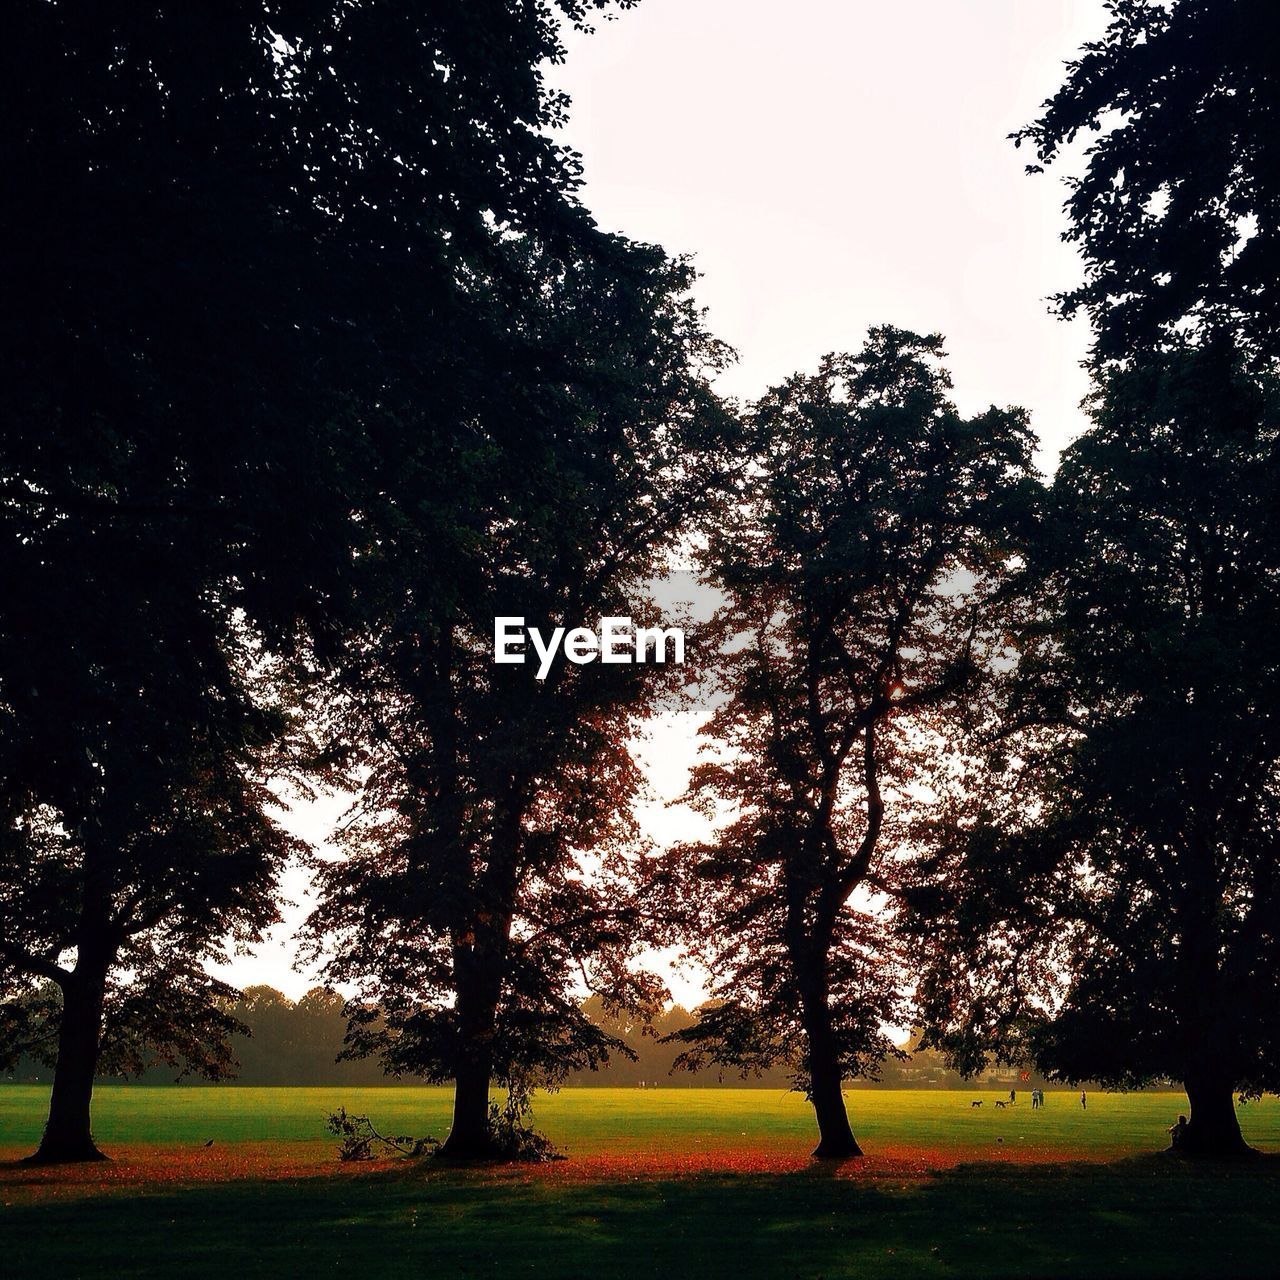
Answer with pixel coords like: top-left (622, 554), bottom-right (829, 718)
top-left (4, 1086), bottom-right (1280, 1278)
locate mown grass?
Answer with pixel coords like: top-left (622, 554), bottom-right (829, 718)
top-left (3, 1088), bottom-right (1280, 1279)
top-left (7, 1084), bottom-right (1278, 1155)
top-left (6, 1153), bottom-right (1280, 1279)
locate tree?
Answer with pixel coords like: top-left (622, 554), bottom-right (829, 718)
top-left (1017, 0), bottom-right (1280, 361)
top-left (0, 553), bottom-right (300, 1161)
top-left (0, 301), bottom-right (311, 1163)
top-left (659, 329), bottom-right (1036, 1157)
top-left (308, 233), bottom-right (734, 1160)
top-left (919, 340), bottom-right (1280, 1157)
top-left (570, 998), bottom-right (796, 1088)
top-left (209, 986), bottom-right (394, 1086)
top-left (0, 1), bottom-right (647, 1161)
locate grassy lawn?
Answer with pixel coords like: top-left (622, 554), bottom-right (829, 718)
top-left (8, 1084), bottom-right (1277, 1155)
top-left (3, 1087), bottom-right (1280, 1278)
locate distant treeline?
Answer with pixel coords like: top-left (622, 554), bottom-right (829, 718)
top-left (565, 999), bottom-right (1055, 1092)
top-left (6, 986), bottom-right (1059, 1091)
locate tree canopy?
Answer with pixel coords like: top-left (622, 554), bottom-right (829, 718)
top-left (0, 0), bottom-right (663, 1163)
top-left (1017, 0), bottom-right (1280, 361)
top-left (309, 232), bottom-right (734, 1157)
top-left (660, 328), bottom-right (1036, 1157)
top-left (918, 339), bottom-right (1280, 1156)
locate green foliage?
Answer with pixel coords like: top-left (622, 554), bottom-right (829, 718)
top-left (307, 197), bottom-right (735, 1129)
top-left (481, 1078), bottom-right (564, 1163)
top-left (0, 0), bottom-right (709, 1158)
top-left (326, 1083), bottom-right (558, 1164)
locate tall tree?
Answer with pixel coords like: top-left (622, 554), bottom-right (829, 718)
top-left (1017, 0), bottom-right (1280, 361)
top-left (917, 340), bottom-right (1280, 1157)
top-left (0, 1), bottom-right (647, 1161)
top-left (0, 542), bottom-right (302, 1161)
top-left (309, 230), bottom-right (733, 1158)
top-left (310, 245), bottom-right (731, 1158)
top-left (659, 329), bottom-right (1035, 1157)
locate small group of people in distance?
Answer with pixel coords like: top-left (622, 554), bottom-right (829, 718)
top-left (980, 1088), bottom-right (1086, 1109)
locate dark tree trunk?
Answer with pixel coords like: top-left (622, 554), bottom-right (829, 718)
top-left (442, 1049), bottom-right (495, 1159)
top-left (1180, 1070), bottom-right (1256, 1159)
top-left (440, 942), bottom-right (502, 1160)
top-left (799, 962), bottom-right (862, 1159)
top-left (1172, 907), bottom-right (1255, 1159)
top-left (809, 1046), bottom-right (861, 1158)
top-left (27, 968), bottom-right (109, 1164)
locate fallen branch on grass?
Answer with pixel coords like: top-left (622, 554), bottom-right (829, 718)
top-left (324, 1107), bottom-right (440, 1162)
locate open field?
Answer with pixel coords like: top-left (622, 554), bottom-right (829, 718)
top-left (11, 1084), bottom-right (1277, 1157)
top-left (4, 1087), bottom-right (1280, 1278)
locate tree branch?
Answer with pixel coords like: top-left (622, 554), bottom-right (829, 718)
top-left (0, 936), bottom-right (70, 987)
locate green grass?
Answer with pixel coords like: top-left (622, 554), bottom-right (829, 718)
top-left (8, 1157), bottom-right (1280, 1280)
top-left (4, 1088), bottom-right (1280, 1279)
top-left (4, 1084), bottom-right (1279, 1154)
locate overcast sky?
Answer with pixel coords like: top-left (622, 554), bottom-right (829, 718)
top-left (554, 0), bottom-right (1104, 462)
top-left (218, 0), bottom-right (1108, 1005)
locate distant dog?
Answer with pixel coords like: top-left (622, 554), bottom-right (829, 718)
top-left (970, 1100), bottom-right (983, 1107)
top-left (994, 1101), bottom-right (1008, 1109)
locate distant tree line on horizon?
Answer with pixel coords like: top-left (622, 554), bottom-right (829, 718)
top-left (3, 0), bottom-right (1280, 1167)
top-left (4, 987), bottom-right (1076, 1093)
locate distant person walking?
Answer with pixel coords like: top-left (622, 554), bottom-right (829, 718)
top-left (1080, 1090), bottom-right (1087, 1110)
top-left (1009, 1089), bottom-right (1017, 1105)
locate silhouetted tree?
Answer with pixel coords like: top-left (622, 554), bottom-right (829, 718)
top-left (308, 238), bottom-right (733, 1156)
top-left (918, 340), bottom-right (1280, 1157)
top-left (659, 329), bottom-right (1035, 1157)
top-left (0, 424), bottom-right (305, 1164)
top-left (0, 1), bottom-right (649, 1161)
top-left (1017, 0), bottom-right (1280, 361)
top-left (0, 625), bottom-right (297, 1163)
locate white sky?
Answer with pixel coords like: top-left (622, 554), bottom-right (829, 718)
top-left (216, 0), bottom-right (1105, 1006)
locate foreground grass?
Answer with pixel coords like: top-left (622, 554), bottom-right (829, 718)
top-left (3, 1088), bottom-right (1280, 1278)
top-left (5, 1155), bottom-right (1280, 1279)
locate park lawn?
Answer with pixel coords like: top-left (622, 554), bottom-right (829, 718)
top-left (4, 1088), bottom-right (1280, 1279)
top-left (8, 1084), bottom-right (1277, 1157)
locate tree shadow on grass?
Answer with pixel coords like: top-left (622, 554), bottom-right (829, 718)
top-left (5, 1155), bottom-right (1280, 1280)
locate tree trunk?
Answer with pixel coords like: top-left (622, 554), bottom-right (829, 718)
top-left (441, 1049), bottom-right (495, 1159)
top-left (1172, 905), bottom-right (1255, 1159)
top-left (800, 965), bottom-right (862, 1159)
top-left (1180, 1069), bottom-right (1256, 1159)
top-left (440, 944), bottom-right (501, 1160)
top-left (809, 1045), bottom-right (861, 1158)
top-left (440, 805), bottom-right (522, 1161)
top-left (27, 969), bottom-right (109, 1164)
